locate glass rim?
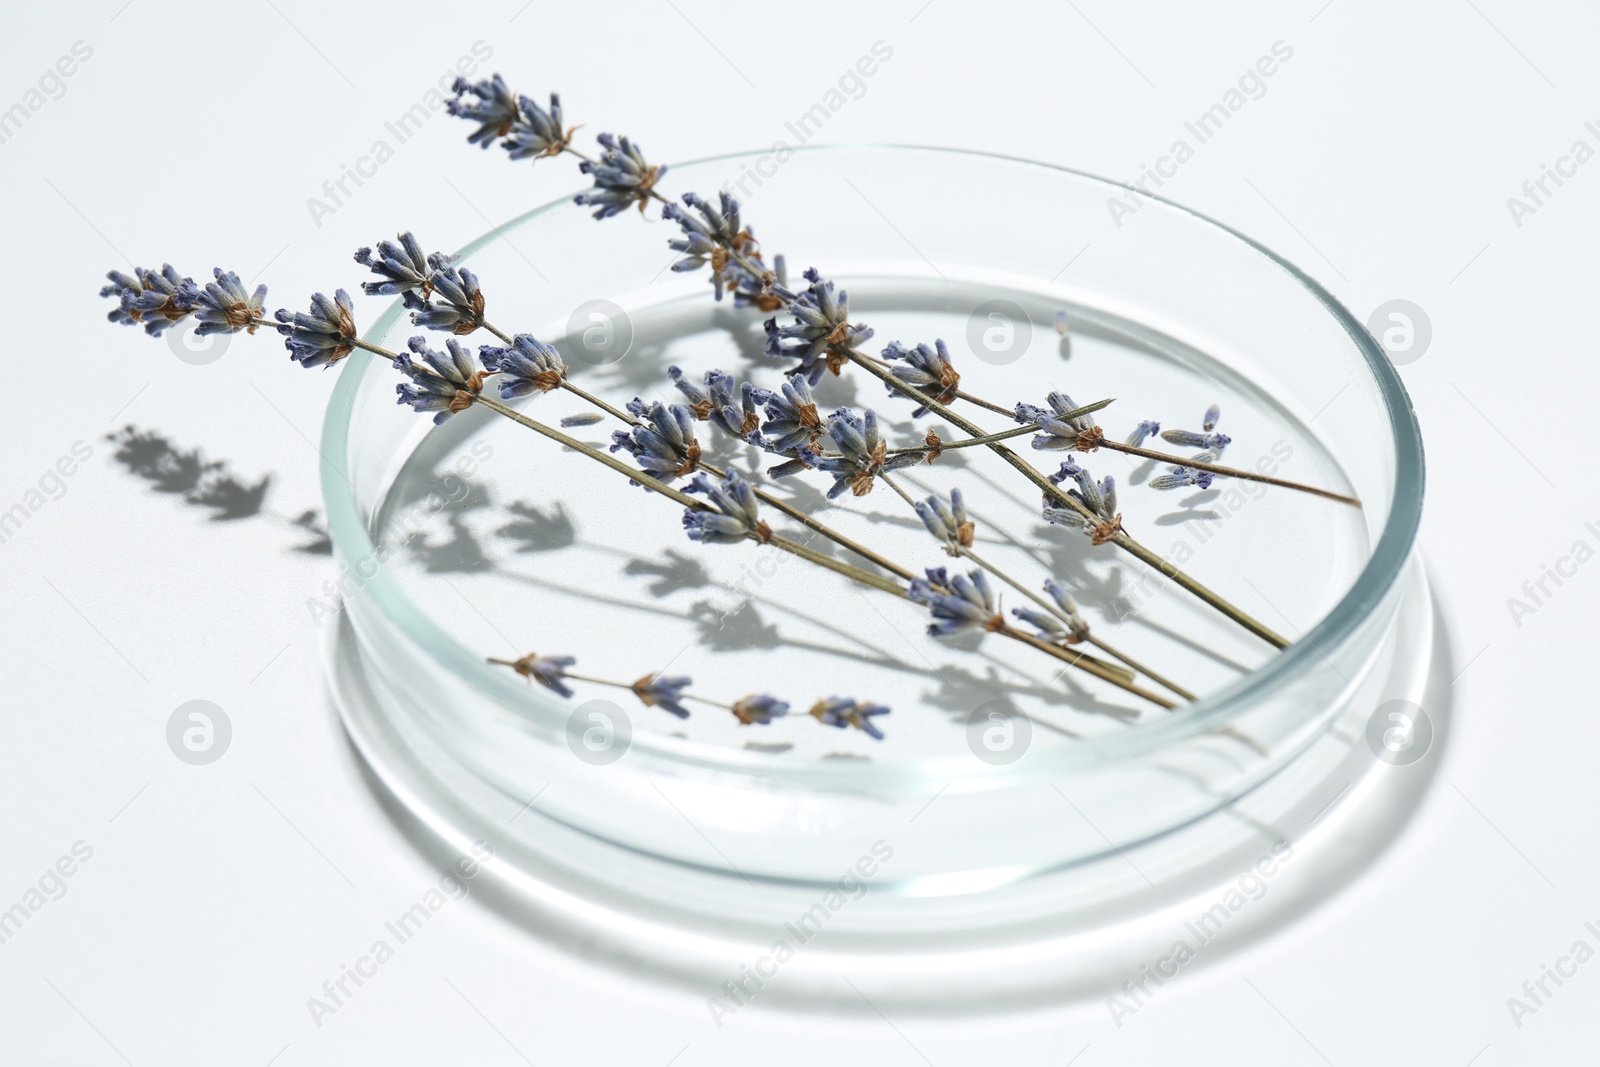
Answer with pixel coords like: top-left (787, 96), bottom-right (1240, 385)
top-left (319, 143), bottom-right (1426, 789)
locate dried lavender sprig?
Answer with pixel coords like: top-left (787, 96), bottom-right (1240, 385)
top-left (810, 697), bottom-right (891, 740)
top-left (488, 654), bottom-right (794, 727)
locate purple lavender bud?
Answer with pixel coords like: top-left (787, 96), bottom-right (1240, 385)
top-left (480, 334), bottom-right (565, 399)
top-left (809, 696), bottom-right (890, 740)
top-left (632, 673), bottom-right (692, 718)
top-left (193, 269), bottom-right (267, 336)
top-left (275, 289), bottom-right (356, 369)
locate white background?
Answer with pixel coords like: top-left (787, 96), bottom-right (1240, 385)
top-left (2, 0), bottom-right (1596, 1063)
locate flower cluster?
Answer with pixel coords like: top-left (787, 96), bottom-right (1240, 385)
top-left (447, 76), bottom-right (571, 160)
top-left (882, 339), bottom-right (960, 416)
top-left (631, 672), bottom-right (692, 718)
top-left (1016, 392), bottom-right (1103, 452)
top-left (757, 373), bottom-right (823, 452)
top-left (506, 651), bottom-right (577, 697)
top-left (610, 399), bottom-right (701, 481)
top-left (575, 133), bottom-right (663, 219)
top-left (100, 265), bottom-right (200, 335)
top-left (914, 488), bottom-right (974, 555)
top-left (404, 260), bottom-right (484, 334)
top-left (1043, 458), bottom-right (1122, 544)
top-left (1011, 578), bottom-right (1091, 644)
top-left (908, 567), bottom-right (1001, 637)
top-left (732, 694), bottom-right (789, 725)
top-left (355, 233), bottom-right (433, 296)
top-left (193, 269), bottom-right (268, 336)
top-left (809, 407), bottom-right (920, 499)
top-left (682, 470), bottom-right (769, 545)
top-left (480, 334), bottom-right (566, 399)
top-left (763, 268), bottom-right (874, 384)
top-left (274, 290), bottom-right (357, 369)
top-left (393, 336), bottom-right (485, 423)
top-left (663, 191), bottom-right (763, 299)
top-left (810, 697), bottom-right (890, 740)
top-left (668, 366), bottom-right (765, 440)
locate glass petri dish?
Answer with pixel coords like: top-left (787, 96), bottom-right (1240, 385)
top-left (320, 146), bottom-right (1427, 998)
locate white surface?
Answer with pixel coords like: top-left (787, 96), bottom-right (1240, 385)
top-left (0, 0), bottom-right (1593, 1063)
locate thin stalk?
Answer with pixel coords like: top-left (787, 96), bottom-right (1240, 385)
top-left (952, 389), bottom-right (1016, 417)
top-left (840, 347), bottom-right (1290, 649)
top-left (1095, 439), bottom-right (1360, 507)
top-left (998, 626), bottom-right (1176, 710)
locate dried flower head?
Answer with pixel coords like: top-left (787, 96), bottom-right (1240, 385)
top-left (668, 366), bottom-right (766, 440)
top-left (355, 233), bottom-right (433, 296)
top-left (663, 191), bottom-right (759, 299)
top-left (758, 373), bottom-right (823, 452)
top-left (682, 470), bottom-right (769, 545)
top-left (1044, 459), bottom-right (1123, 544)
top-left (100, 265), bottom-right (200, 335)
top-left (404, 258), bottom-right (485, 334)
top-left (632, 672), bottom-right (692, 718)
top-left (1125, 419), bottom-right (1162, 447)
top-left (275, 289), bottom-right (357, 369)
top-left (1149, 451), bottom-right (1217, 492)
top-left (1011, 578), bottom-right (1092, 643)
top-left (446, 74), bottom-right (520, 148)
top-left (194, 269), bottom-right (267, 336)
top-left (506, 651), bottom-right (576, 697)
top-left (480, 334), bottom-right (567, 399)
top-left (762, 268), bottom-right (874, 384)
top-left (913, 488), bottom-right (974, 555)
top-left (732, 694), bottom-right (789, 725)
top-left (816, 407), bottom-right (920, 499)
top-left (1016, 392), bottom-right (1101, 452)
top-left (575, 133), bottom-right (663, 219)
top-left (882, 339), bottom-right (960, 416)
top-left (809, 696), bottom-right (890, 740)
top-left (393, 336), bottom-right (485, 423)
top-left (610, 399), bottom-right (701, 481)
top-left (908, 567), bottom-right (1002, 637)
top-left (730, 253), bottom-right (789, 312)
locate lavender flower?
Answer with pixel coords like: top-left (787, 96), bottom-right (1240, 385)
top-left (668, 366), bottom-right (766, 439)
top-left (1149, 452), bottom-right (1217, 492)
top-left (1043, 459), bottom-right (1122, 543)
top-left (193, 269), bottom-right (267, 336)
top-left (632, 673), bottom-right (692, 718)
top-left (355, 232), bottom-right (432, 296)
top-left (1015, 392), bottom-right (1101, 452)
top-left (758, 373), bottom-right (823, 452)
top-left (561, 412), bottom-right (604, 427)
top-left (1125, 420), bottom-right (1161, 447)
top-left (882, 339), bottom-right (959, 416)
top-left (445, 74), bottom-right (520, 148)
top-left (274, 290), bottom-right (357, 369)
top-left (393, 336), bottom-right (484, 423)
top-left (682, 470), bottom-right (768, 545)
top-left (480, 334), bottom-right (566, 399)
top-left (404, 258), bottom-right (484, 334)
top-left (731, 253), bottom-right (788, 312)
top-left (1012, 578), bottom-right (1091, 643)
top-left (508, 651), bottom-right (576, 697)
top-left (1160, 404), bottom-right (1230, 453)
top-left (913, 488), bottom-right (973, 554)
top-left (762, 268), bottom-right (874, 384)
top-left (663, 192), bottom-right (759, 299)
top-left (1055, 309), bottom-right (1070, 335)
top-left (446, 75), bottom-right (571, 160)
top-left (100, 265), bottom-right (199, 335)
top-left (908, 567), bottom-right (1000, 637)
top-left (815, 407), bottom-right (921, 499)
top-left (809, 696), bottom-right (890, 740)
top-left (732, 694), bottom-right (789, 725)
top-left (575, 133), bottom-right (663, 219)
top-left (610, 399), bottom-right (701, 481)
